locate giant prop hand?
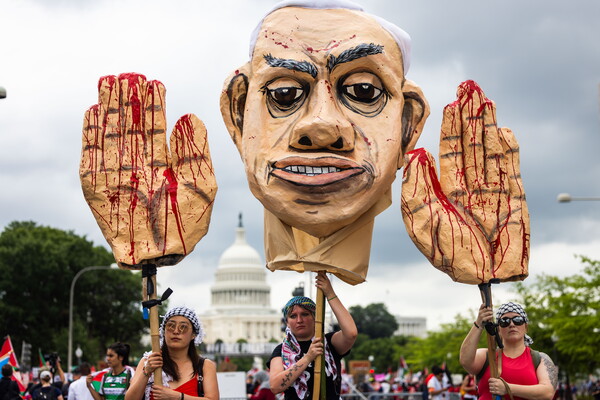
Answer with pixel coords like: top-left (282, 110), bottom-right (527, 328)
top-left (80, 73), bottom-right (217, 268)
top-left (401, 80), bottom-right (529, 284)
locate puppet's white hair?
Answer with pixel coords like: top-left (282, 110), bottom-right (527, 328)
top-left (248, 0), bottom-right (411, 74)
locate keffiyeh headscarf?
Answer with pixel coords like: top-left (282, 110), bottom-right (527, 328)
top-left (159, 306), bottom-right (205, 346)
top-left (496, 302), bottom-right (534, 346)
top-left (281, 327), bottom-right (337, 399)
top-left (282, 296), bottom-right (316, 318)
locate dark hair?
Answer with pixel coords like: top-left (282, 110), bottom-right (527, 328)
top-left (79, 362), bottom-right (91, 376)
top-left (432, 366), bottom-right (443, 375)
top-left (160, 339), bottom-right (201, 382)
top-left (108, 342), bottom-right (131, 366)
top-left (1, 364), bottom-right (13, 377)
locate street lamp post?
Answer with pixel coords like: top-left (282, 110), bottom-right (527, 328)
top-left (557, 193), bottom-right (600, 203)
top-left (68, 264), bottom-right (117, 372)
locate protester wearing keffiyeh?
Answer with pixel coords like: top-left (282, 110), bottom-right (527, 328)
top-left (268, 273), bottom-right (357, 400)
top-left (496, 302), bottom-right (534, 346)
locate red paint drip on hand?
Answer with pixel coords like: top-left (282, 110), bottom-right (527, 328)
top-left (163, 168), bottom-right (187, 255)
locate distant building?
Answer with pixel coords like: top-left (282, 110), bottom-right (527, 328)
top-left (200, 217), bottom-right (282, 354)
top-left (394, 316), bottom-right (427, 338)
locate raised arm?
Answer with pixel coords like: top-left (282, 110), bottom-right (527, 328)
top-left (460, 304), bottom-right (492, 374)
top-left (317, 272), bottom-right (358, 355)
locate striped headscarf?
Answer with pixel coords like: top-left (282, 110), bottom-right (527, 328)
top-left (496, 302), bottom-right (533, 346)
top-left (282, 296), bottom-right (316, 318)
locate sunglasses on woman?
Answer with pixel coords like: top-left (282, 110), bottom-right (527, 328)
top-left (165, 321), bottom-right (192, 334)
top-left (498, 316), bottom-right (526, 327)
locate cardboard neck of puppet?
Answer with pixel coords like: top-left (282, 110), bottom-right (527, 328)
top-left (264, 189), bottom-right (392, 285)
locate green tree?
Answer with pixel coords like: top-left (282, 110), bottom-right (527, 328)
top-left (349, 303), bottom-right (399, 339)
top-left (403, 314), bottom-right (475, 374)
top-left (350, 334), bottom-right (408, 373)
top-left (513, 255), bottom-right (600, 379)
top-left (0, 221), bottom-right (148, 368)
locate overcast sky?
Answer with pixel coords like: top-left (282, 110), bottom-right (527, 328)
top-left (1, 0), bottom-right (599, 332)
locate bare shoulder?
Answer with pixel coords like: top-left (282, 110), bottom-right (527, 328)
top-left (203, 358), bottom-right (217, 371)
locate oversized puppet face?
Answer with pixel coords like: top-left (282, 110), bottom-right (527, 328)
top-left (221, 7), bottom-right (428, 238)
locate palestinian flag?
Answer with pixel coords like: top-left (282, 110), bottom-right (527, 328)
top-left (38, 348), bottom-right (46, 368)
top-left (90, 369), bottom-right (109, 393)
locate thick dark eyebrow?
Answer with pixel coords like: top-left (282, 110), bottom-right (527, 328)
top-left (264, 54), bottom-right (318, 78)
top-left (327, 43), bottom-right (384, 72)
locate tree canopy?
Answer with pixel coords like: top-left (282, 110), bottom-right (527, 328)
top-left (512, 255), bottom-right (599, 380)
top-left (0, 221), bottom-right (148, 369)
top-left (349, 302), bottom-right (399, 339)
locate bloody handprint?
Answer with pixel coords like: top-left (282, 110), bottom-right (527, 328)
top-left (80, 73), bottom-right (217, 268)
top-left (401, 80), bottom-right (529, 284)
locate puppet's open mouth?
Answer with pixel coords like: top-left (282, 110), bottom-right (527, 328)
top-left (271, 156), bottom-right (364, 186)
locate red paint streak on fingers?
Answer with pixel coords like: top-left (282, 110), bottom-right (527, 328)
top-left (407, 149), bottom-right (488, 282)
top-left (163, 168), bottom-right (186, 255)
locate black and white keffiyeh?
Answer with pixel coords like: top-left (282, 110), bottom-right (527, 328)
top-left (159, 306), bottom-right (204, 346)
top-left (496, 302), bottom-right (534, 346)
top-left (281, 327), bottom-right (337, 399)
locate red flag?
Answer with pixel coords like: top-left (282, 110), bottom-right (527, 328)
top-left (0, 336), bottom-right (20, 369)
top-left (0, 336), bottom-right (26, 392)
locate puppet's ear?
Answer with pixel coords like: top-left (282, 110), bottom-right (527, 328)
top-left (220, 64), bottom-right (250, 153)
top-left (398, 79), bottom-right (430, 168)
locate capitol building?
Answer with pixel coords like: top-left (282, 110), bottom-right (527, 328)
top-left (200, 218), bottom-right (283, 353)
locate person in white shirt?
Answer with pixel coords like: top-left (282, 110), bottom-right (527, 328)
top-left (69, 364), bottom-right (94, 400)
top-left (428, 367), bottom-right (447, 400)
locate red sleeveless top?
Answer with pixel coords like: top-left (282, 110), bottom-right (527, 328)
top-left (478, 347), bottom-right (538, 400)
top-left (174, 375), bottom-right (199, 396)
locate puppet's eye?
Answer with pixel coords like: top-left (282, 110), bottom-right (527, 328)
top-left (342, 83), bottom-right (382, 103)
top-left (339, 72), bottom-right (388, 117)
top-left (269, 87), bottom-right (304, 106)
top-left (263, 78), bottom-right (308, 118)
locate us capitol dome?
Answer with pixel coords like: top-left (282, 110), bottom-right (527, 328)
top-left (200, 215), bottom-right (283, 350)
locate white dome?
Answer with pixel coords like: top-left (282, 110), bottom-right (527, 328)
top-left (218, 226), bottom-right (263, 268)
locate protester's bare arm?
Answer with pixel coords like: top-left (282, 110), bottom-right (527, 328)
top-left (401, 80), bottom-right (530, 284)
top-left (85, 375), bottom-right (104, 400)
top-left (269, 339), bottom-right (323, 395)
top-left (80, 73), bottom-right (217, 269)
top-left (125, 355), bottom-right (160, 400)
top-left (460, 304), bottom-right (493, 374)
top-left (55, 358), bottom-right (66, 384)
top-left (317, 272), bottom-right (357, 354)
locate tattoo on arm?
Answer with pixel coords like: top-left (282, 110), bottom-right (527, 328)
top-left (280, 362), bottom-right (305, 389)
top-left (540, 352), bottom-right (558, 389)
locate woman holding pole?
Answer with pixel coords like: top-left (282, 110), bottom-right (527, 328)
top-left (459, 302), bottom-right (557, 400)
top-left (125, 306), bottom-right (219, 400)
top-left (267, 272), bottom-right (357, 400)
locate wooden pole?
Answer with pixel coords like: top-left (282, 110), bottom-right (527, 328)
top-left (478, 281), bottom-right (501, 400)
top-left (312, 285), bottom-right (325, 400)
top-left (143, 265), bottom-right (163, 386)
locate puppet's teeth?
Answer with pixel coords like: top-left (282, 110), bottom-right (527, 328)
top-left (283, 165), bottom-right (342, 175)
